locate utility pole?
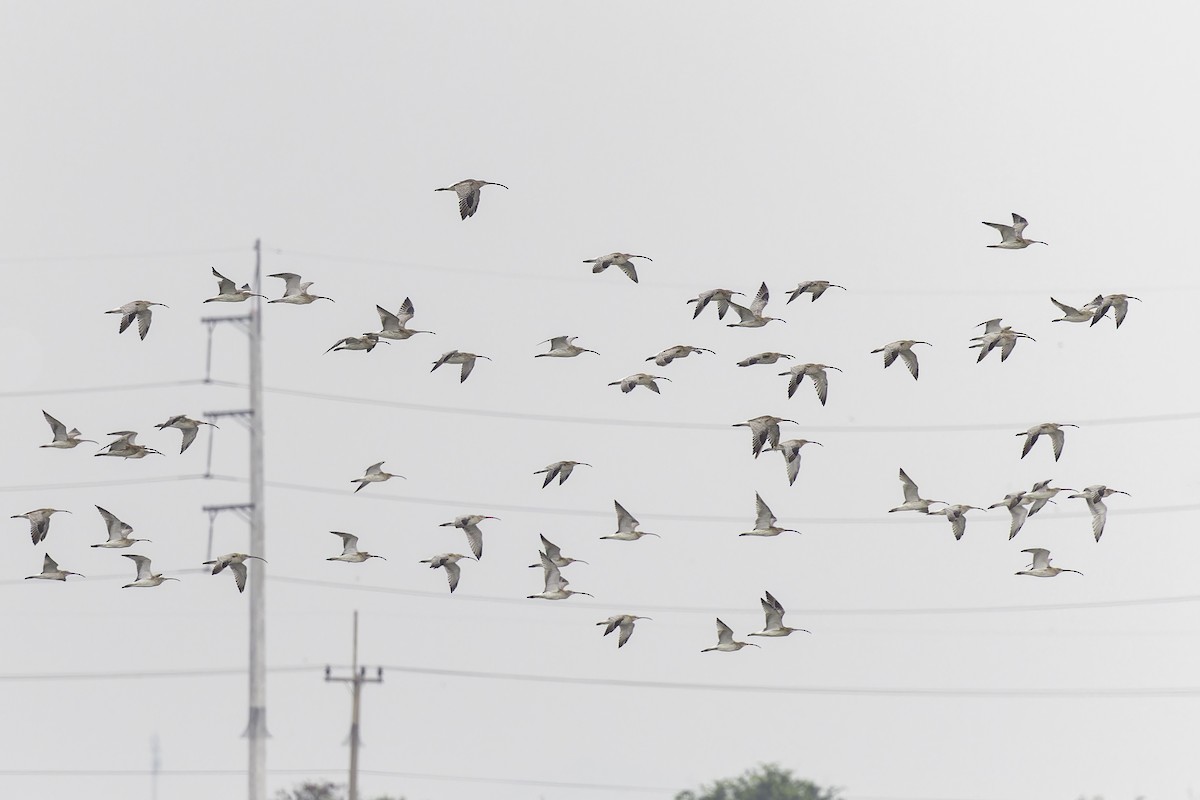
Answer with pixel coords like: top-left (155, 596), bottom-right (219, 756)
top-left (201, 238), bottom-right (266, 800)
top-left (150, 734), bottom-right (160, 800)
top-left (325, 611), bottom-right (383, 800)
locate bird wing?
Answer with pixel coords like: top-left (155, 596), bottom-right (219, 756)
top-left (270, 272), bottom-right (302, 296)
top-left (809, 368), bottom-right (829, 405)
top-left (1111, 298), bottom-right (1130, 328)
top-left (124, 554), bottom-right (152, 580)
top-left (539, 464), bottom-right (561, 488)
top-left (544, 336), bottom-right (571, 350)
top-left (754, 493), bottom-right (776, 529)
top-left (30, 515), bottom-right (50, 545)
top-left (459, 357), bottom-right (477, 383)
top-left (715, 618), bottom-right (734, 645)
top-left (614, 500), bottom-right (638, 533)
top-left (1022, 548), bottom-right (1051, 570)
top-left (646, 378), bottom-right (661, 394)
top-left (1087, 498), bottom-right (1108, 542)
top-left (1049, 297), bottom-right (1078, 316)
top-left (764, 590), bottom-right (785, 614)
top-left (750, 282), bottom-right (769, 316)
top-left (879, 343), bottom-right (899, 368)
top-left (787, 282), bottom-right (812, 303)
top-left (364, 462), bottom-right (385, 476)
top-left (42, 553), bottom-right (59, 573)
top-left (444, 561), bottom-right (461, 592)
top-left (376, 306), bottom-right (400, 332)
top-left (96, 506), bottom-right (133, 540)
top-left (136, 309), bottom-right (153, 340)
top-left (332, 531), bottom-right (359, 554)
top-left (999, 334), bottom-right (1018, 361)
top-left (212, 268), bottom-right (237, 295)
top-left (1049, 428), bottom-right (1065, 461)
top-left (557, 462), bottom-right (576, 484)
top-left (898, 468), bottom-right (920, 502)
top-left (950, 512), bottom-right (967, 540)
top-left (727, 302), bottom-right (757, 323)
top-left (761, 597), bottom-right (783, 631)
top-left (617, 262), bottom-right (639, 283)
top-left (179, 425), bottom-right (199, 454)
top-left (786, 369), bottom-right (801, 399)
top-left (396, 297), bottom-right (416, 327)
top-left (600, 616), bottom-right (620, 636)
top-left (43, 411), bottom-right (67, 441)
top-left (539, 534), bottom-right (562, 562)
top-left (431, 351), bottom-right (456, 371)
top-left (118, 311), bottom-right (137, 335)
top-left (1007, 503), bottom-right (1029, 540)
top-left (1010, 213), bottom-right (1029, 235)
top-left (230, 562), bottom-right (248, 593)
top-left (540, 552), bottom-right (565, 592)
top-left (457, 186), bottom-right (481, 219)
top-left (898, 348), bottom-right (920, 379)
top-left (783, 450), bottom-right (800, 486)
top-left (463, 524), bottom-right (484, 560)
top-left (1020, 431), bottom-right (1039, 459)
top-left (983, 221), bottom-right (1017, 242)
top-left (617, 618), bottom-right (636, 647)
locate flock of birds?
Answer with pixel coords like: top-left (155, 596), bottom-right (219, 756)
top-left (17, 194), bottom-right (1139, 652)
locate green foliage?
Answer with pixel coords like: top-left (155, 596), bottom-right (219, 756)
top-left (273, 782), bottom-right (403, 800)
top-left (675, 764), bottom-right (841, 800)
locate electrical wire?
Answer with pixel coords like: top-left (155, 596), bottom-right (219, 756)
top-left (0, 474), bottom-right (211, 494)
top-left (0, 378), bottom-right (209, 400)
top-left (0, 245), bottom-right (250, 265)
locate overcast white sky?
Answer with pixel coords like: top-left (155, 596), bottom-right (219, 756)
top-left (2, 3), bottom-right (1198, 800)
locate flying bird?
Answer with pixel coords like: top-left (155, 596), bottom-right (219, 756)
top-left (26, 554), bottom-right (84, 582)
top-left (726, 282), bottom-right (785, 328)
top-left (528, 534), bottom-right (588, 568)
top-left (267, 272), bottom-right (333, 304)
top-left (202, 552), bottom-right (266, 593)
top-left (205, 268), bottom-right (264, 303)
top-left (889, 468), bottom-right (945, 514)
top-left (738, 493), bottom-right (799, 537)
top-left (377, 299), bottom-right (433, 339)
top-left (420, 553), bottom-right (471, 593)
top-left (1067, 485), bottom-right (1130, 542)
top-left (929, 504), bottom-right (984, 540)
top-left (1050, 296), bottom-right (1104, 323)
top-left (325, 333), bottom-right (385, 354)
top-left (1015, 548), bottom-right (1081, 578)
top-left (155, 415), bottom-right (219, 454)
top-left (431, 350), bottom-right (490, 382)
top-left (533, 460), bottom-right (592, 488)
top-left (39, 411), bottom-right (96, 449)
top-left (701, 618), bottom-right (760, 653)
top-left (91, 506), bottom-right (150, 548)
top-left (436, 179), bottom-right (508, 220)
top-left (121, 554), bottom-right (179, 588)
top-left (351, 461), bottom-right (404, 493)
top-left (1025, 479), bottom-right (1076, 517)
top-left (688, 288), bottom-right (744, 320)
top-left (536, 336), bottom-right (599, 358)
top-left (737, 352), bottom-right (794, 367)
top-left (608, 373), bottom-right (671, 394)
top-left (326, 531), bottom-right (386, 563)
top-left (1090, 294), bottom-right (1141, 329)
top-left (94, 431), bottom-right (162, 459)
top-left (597, 614), bottom-right (651, 648)
top-left (766, 439), bottom-right (822, 486)
top-left (528, 551), bottom-right (593, 600)
top-left (987, 492), bottom-right (1032, 540)
top-left (1017, 423), bottom-right (1078, 462)
top-left (106, 300), bottom-right (168, 340)
top-left (646, 345), bottom-right (714, 367)
top-left (601, 501), bottom-right (658, 541)
top-left (780, 363), bottom-right (841, 404)
top-left (11, 508), bottom-right (70, 545)
top-left (583, 252), bottom-right (650, 283)
top-left (439, 514), bottom-right (499, 560)
top-left (871, 340), bottom-right (930, 380)
top-left (786, 280), bottom-right (845, 304)
top-left (749, 591), bottom-right (810, 637)
top-left (983, 213), bottom-right (1047, 248)
top-left (732, 415), bottom-right (796, 459)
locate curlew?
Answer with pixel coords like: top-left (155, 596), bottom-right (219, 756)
top-left (533, 460), bottom-right (592, 488)
top-left (1016, 548), bottom-right (1081, 578)
top-left (40, 411), bottom-right (96, 449)
top-left (1025, 479), bottom-right (1076, 517)
top-left (439, 514), bottom-right (499, 561)
top-left (1017, 423), bottom-right (1078, 462)
top-left (529, 551), bottom-right (593, 600)
top-left (702, 618), bottom-right (760, 653)
top-left (601, 500), bottom-right (659, 541)
top-left (726, 282), bottom-right (785, 328)
top-left (106, 300), bottom-right (168, 340)
top-left (431, 350), bottom-right (490, 382)
top-left (377, 299), bottom-right (433, 339)
top-left (930, 504), bottom-right (984, 541)
top-left (420, 553), bottom-right (471, 593)
top-left (1067, 485), bottom-right (1129, 542)
top-left (325, 333), bottom-right (385, 354)
top-left (436, 178), bottom-right (508, 220)
top-left (1091, 294), bottom-right (1141, 329)
top-left (528, 534), bottom-right (588, 568)
top-left (786, 280), bottom-right (845, 304)
top-left (584, 252), bottom-right (650, 283)
top-left (738, 493), bottom-right (799, 537)
top-left (737, 352), bottom-right (794, 368)
top-left (597, 614), bottom-right (651, 648)
top-left (871, 340), bottom-right (930, 380)
top-left (202, 552), bottom-right (266, 593)
top-left (749, 591), bottom-right (810, 637)
top-left (11, 508), bottom-right (70, 545)
top-left (971, 320), bottom-right (1035, 363)
top-left (766, 439), bottom-right (822, 486)
top-left (205, 268), bottom-right (264, 303)
top-left (26, 553), bottom-right (84, 581)
top-left (155, 415), bottom-right (218, 454)
top-left (688, 288), bottom-right (744, 320)
top-left (608, 373), bottom-right (671, 394)
top-left (351, 461), bottom-right (404, 493)
top-left (536, 336), bottom-right (599, 358)
top-left (732, 415), bottom-right (796, 459)
top-left (889, 468), bottom-right (945, 514)
top-left (326, 531), bottom-right (386, 563)
top-left (1050, 296), bottom-right (1103, 323)
top-left (121, 554), bottom-right (179, 588)
top-left (647, 344), bottom-right (714, 367)
top-left (983, 212), bottom-right (1047, 249)
top-left (94, 431), bottom-right (162, 459)
top-left (91, 506), bottom-right (150, 548)
top-left (987, 492), bottom-right (1032, 540)
top-left (267, 272), bottom-right (333, 304)
top-left (780, 363), bottom-right (841, 405)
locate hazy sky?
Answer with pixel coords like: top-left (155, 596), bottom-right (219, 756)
top-left (2, 3), bottom-right (1198, 800)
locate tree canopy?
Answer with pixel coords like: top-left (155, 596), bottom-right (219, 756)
top-left (675, 764), bottom-right (841, 800)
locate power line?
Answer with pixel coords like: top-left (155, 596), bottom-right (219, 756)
top-left (0, 665), bottom-right (312, 681)
top-left (0, 245), bottom-right (250, 265)
top-left (209, 379), bottom-right (1200, 433)
top-left (0, 474), bottom-right (210, 494)
top-left (265, 574), bottom-right (1200, 616)
top-left (0, 378), bottom-right (209, 400)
